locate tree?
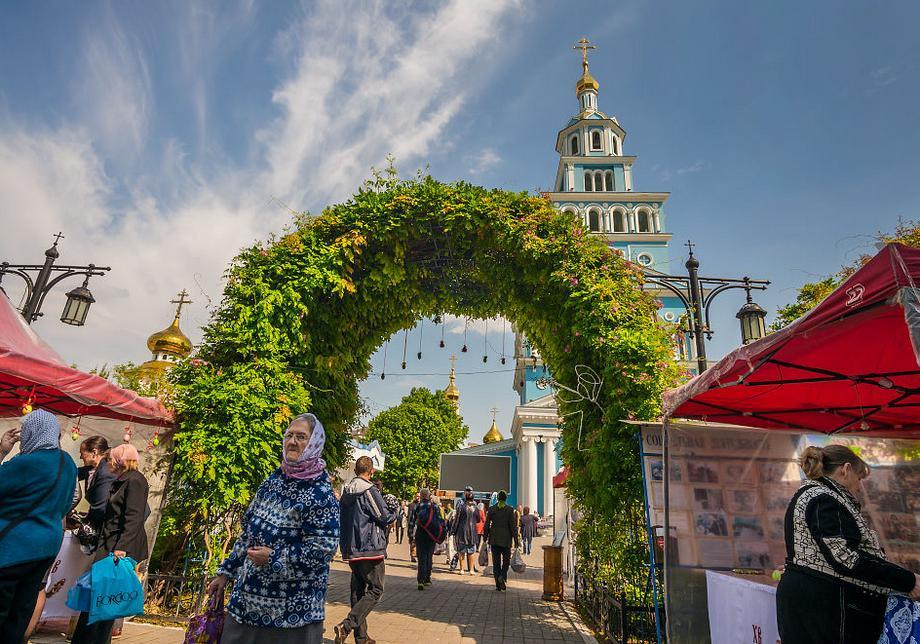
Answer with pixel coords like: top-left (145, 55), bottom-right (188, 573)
top-left (364, 388), bottom-right (468, 499)
top-left (773, 220), bottom-right (919, 330)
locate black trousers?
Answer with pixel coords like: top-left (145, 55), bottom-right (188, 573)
top-left (0, 556), bottom-right (54, 643)
top-left (415, 532), bottom-right (435, 583)
top-left (395, 522), bottom-right (404, 544)
top-left (491, 545), bottom-right (510, 586)
top-left (776, 568), bottom-right (887, 644)
top-left (343, 559), bottom-right (385, 643)
top-left (71, 610), bottom-right (115, 644)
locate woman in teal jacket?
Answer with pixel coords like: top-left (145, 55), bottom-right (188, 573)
top-left (0, 409), bottom-right (77, 642)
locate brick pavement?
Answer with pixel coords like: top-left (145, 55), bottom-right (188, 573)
top-left (32, 535), bottom-right (593, 644)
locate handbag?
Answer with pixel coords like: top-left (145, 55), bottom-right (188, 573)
top-left (87, 553), bottom-right (145, 624)
top-left (510, 547), bottom-right (526, 574)
top-left (478, 540), bottom-right (489, 567)
top-left (184, 590), bottom-right (225, 644)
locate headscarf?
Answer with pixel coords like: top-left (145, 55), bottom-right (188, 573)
top-left (20, 409), bottom-right (61, 454)
top-left (110, 443), bottom-right (140, 469)
top-left (280, 413), bottom-right (327, 481)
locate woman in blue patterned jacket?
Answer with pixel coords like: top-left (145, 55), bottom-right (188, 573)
top-left (207, 413), bottom-right (340, 644)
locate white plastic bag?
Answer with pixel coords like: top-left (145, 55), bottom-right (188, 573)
top-left (510, 547), bottom-right (526, 574)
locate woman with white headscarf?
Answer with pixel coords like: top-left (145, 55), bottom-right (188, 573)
top-left (207, 413), bottom-right (340, 644)
top-left (0, 409), bottom-right (77, 642)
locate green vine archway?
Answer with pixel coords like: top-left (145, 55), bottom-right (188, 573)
top-left (169, 174), bottom-right (679, 562)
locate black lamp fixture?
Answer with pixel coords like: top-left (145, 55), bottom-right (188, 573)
top-left (736, 279), bottom-right (767, 345)
top-left (61, 275), bottom-right (96, 326)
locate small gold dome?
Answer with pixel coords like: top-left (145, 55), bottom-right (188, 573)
top-left (444, 370), bottom-right (460, 403)
top-left (483, 419), bottom-right (503, 444)
top-left (146, 317), bottom-right (193, 357)
top-left (576, 70), bottom-right (599, 95)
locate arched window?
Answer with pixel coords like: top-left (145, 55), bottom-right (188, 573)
top-left (638, 210), bottom-right (651, 232)
top-left (588, 209), bottom-right (600, 232)
top-left (570, 135), bottom-right (579, 155)
top-left (613, 210), bottom-right (627, 233)
top-left (594, 171), bottom-right (603, 192)
top-left (591, 131), bottom-right (602, 150)
top-left (611, 136), bottom-right (619, 155)
top-left (584, 172), bottom-right (594, 191)
top-left (604, 171), bottom-right (614, 191)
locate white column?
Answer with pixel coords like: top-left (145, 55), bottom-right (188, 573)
top-left (522, 437), bottom-right (538, 511)
top-left (542, 439), bottom-right (557, 518)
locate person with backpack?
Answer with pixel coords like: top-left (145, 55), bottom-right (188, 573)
top-left (335, 456), bottom-right (396, 644)
top-left (413, 488), bottom-right (445, 590)
top-left (0, 409), bottom-right (78, 643)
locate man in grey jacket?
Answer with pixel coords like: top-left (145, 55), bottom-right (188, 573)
top-left (335, 456), bottom-right (395, 644)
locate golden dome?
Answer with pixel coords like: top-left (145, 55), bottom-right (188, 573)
top-left (146, 316), bottom-right (193, 357)
top-left (443, 355), bottom-right (460, 407)
top-left (483, 419), bottom-right (503, 443)
top-left (145, 290), bottom-right (193, 358)
top-left (576, 70), bottom-right (599, 95)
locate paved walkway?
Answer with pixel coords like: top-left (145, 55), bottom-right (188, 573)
top-left (32, 535), bottom-right (592, 644)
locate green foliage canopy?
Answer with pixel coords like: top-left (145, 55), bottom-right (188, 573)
top-left (169, 173), bottom-right (680, 570)
top-left (364, 387), bottom-right (468, 499)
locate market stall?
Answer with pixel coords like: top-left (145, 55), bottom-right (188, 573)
top-left (0, 291), bottom-right (174, 631)
top-left (659, 243), bottom-right (920, 643)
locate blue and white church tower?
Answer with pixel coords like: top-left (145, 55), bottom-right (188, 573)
top-left (508, 40), bottom-right (693, 517)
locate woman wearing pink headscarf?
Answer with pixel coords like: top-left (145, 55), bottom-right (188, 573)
top-left (207, 413), bottom-right (340, 644)
top-left (72, 442), bottom-right (150, 644)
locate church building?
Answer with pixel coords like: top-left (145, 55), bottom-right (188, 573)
top-left (451, 40), bottom-right (688, 518)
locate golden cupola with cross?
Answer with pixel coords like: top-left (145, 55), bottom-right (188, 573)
top-left (443, 354), bottom-right (460, 410)
top-left (483, 407), bottom-right (504, 443)
top-left (136, 290), bottom-right (193, 380)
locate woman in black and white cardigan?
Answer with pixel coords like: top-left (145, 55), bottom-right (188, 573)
top-left (777, 445), bottom-right (920, 643)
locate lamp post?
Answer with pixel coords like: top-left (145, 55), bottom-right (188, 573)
top-left (643, 241), bottom-right (769, 373)
top-left (0, 233), bottom-right (111, 326)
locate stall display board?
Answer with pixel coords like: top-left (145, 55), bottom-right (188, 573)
top-left (438, 454), bottom-right (511, 494)
top-left (705, 571), bottom-right (779, 644)
top-left (640, 424), bottom-right (920, 574)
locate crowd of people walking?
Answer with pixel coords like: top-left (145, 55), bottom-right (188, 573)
top-left (0, 410), bottom-right (537, 644)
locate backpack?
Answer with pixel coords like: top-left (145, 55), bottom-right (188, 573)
top-left (417, 502), bottom-right (447, 544)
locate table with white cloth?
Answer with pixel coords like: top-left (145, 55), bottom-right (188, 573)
top-left (705, 570), bottom-right (920, 644)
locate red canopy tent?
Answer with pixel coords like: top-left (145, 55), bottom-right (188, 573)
top-left (0, 290), bottom-right (173, 426)
top-left (663, 243), bottom-right (920, 438)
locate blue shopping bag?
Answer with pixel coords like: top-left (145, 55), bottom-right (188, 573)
top-left (65, 570), bottom-right (93, 613)
top-left (88, 553), bottom-right (144, 624)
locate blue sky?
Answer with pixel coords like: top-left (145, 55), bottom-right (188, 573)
top-left (1, 1), bottom-right (918, 440)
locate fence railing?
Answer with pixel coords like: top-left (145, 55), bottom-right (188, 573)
top-left (144, 572), bottom-right (208, 618)
top-left (573, 565), bottom-right (661, 643)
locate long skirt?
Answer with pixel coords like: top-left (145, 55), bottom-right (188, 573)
top-left (221, 616), bottom-right (324, 644)
top-left (776, 568), bottom-right (887, 644)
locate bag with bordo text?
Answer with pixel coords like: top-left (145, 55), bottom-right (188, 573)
top-left (86, 553), bottom-right (144, 623)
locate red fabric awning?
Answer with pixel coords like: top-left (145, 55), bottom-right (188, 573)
top-left (553, 466), bottom-right (569, 488)
top-left (663, 244), bottom-right (920, 438)
top-left (0, 290), bottom-right (173, 426)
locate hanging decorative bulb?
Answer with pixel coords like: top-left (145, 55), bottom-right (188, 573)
top-left (71, 427), bottom-right (81, 441)
top-left (501, 357), bottom-right (506, 365)
top-left (123, 426), bottom-right (133, 443)
top-left (417, 351), bottom-right (422, 360)
top-left (439, 339), bottom-right (445, 348)
top-left (152, 431), bottom-right (160, 447)
top-left (461, 344), bottom-right (468, 353)
top-left (380, 372), bottom-right (386, 380)
top-left (483, 355), bottom-right (488, 363)
top-left (401, 361), bottom-right (407, 369)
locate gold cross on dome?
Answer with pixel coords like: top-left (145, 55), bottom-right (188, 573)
top-left (490, 407), bottom-right (499, 421)
top-left (171, 289), bottom-right (192, 319)
top-left (449, 354), bottom-right (458, 370)
top-left (574, 38), bottom-right (596, 73)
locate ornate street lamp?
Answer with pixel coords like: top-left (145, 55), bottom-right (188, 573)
top-left (736, 282), bottom-right (767, 345)
top-left (0, 233), bottom-right (110, 326)
top-left (61, 276), bottom-right (96, 326)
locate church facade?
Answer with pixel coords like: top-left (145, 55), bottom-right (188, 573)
top-left (451, 42), bottom-right (690, 518)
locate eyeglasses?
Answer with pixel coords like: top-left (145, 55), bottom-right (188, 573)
top-left (284, 432), bottom-right (312, 443)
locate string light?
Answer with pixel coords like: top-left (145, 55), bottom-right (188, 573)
top-left (461, 317), bottom-right (468, 352)
top-left (482, 318), bottom-right (488, 363)
top-left (401, 328), bottom-right (409, 369)
top-left (417, 320), bottom-right (424, 360)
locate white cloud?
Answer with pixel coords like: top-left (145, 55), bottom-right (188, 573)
top-left (468, 147), bottom-right (501, 175)
top-left (0, 0), bottom-right (519, 371)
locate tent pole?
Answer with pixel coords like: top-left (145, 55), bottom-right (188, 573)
top-left (662, 415), bottom-right (672, 641)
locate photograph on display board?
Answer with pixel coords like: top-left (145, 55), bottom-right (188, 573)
top-left (881, 514), bottom-right (917, 543)
top-left (732, 516), bottom-right (764, 539)
top-left (760, 460), bottom-right (802, 485)
top-left (727, 488), bottom-right (761, 514)
top-left (648, 458), bottom-right (683, 482)
top-left (687, 460), bottom-right (720, 483)
top-left (697, 539), bottom-right (736, 568)
top-left (735, 541), bottom-right (772, 569)
top-left (694, 512), bottom-right (728, 537)
top-left (764, 483), bottom-right (800, 511)
top-left (721, 460), bottom-right (757, 486)
top-left (653, 482), bottom-right (688, 509)
top-left (692, 488), bottom-right (724, 511)
top-left (767, 514), bottom-right (785, 541)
